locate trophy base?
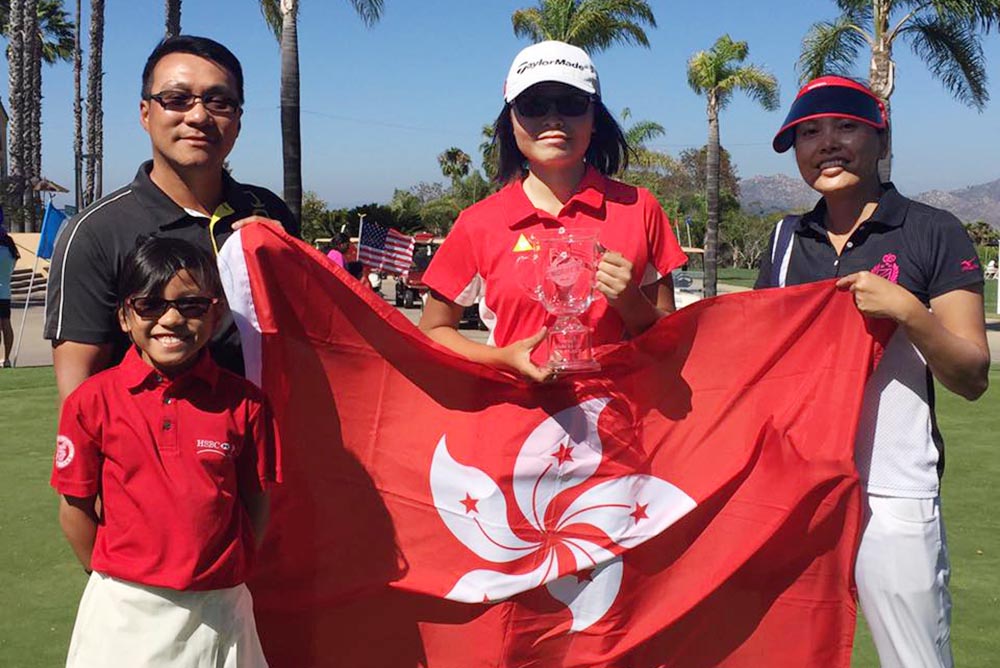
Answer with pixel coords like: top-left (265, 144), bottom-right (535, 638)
top-left (547, 316), bottom-right (600, 374)
top-left (550, 358), bottom-right (601, 374)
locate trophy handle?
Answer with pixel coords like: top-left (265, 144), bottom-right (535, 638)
top-left (514, 252), bottom-right (544, 302)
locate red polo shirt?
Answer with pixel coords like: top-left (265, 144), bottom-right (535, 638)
top-left (424, 167), bottom-right (687, 363)
top-left (51, 347), bottom-right (280, 591)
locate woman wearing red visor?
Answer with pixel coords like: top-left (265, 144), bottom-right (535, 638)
top-left (756, 75), bottom-right (990, 668)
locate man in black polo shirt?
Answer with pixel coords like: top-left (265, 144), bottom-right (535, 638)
top-left (45, 35), bottom-right (298, 402)
top-left (757, 76), bottom-right (989, 668)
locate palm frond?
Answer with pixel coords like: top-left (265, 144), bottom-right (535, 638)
top-left (348, 0), bottom-right (384, 27)
top-left (921, 0), bottom-right (1000, 31)
top-left (38, 0), bottom-right (74, 64)
top-left (797, 15), bottom-right (869, 82)
top-left (903, 15), bottom-right (989, 109)
top-left (722, 65), bottom-right (780, 111)
top-left (625, 119), bottom-right (665, 146)
top-left (512, 7), bottom-right (548, 41)
top-left (259, 0), bottom-right (282, 41)
top-left (686, 50), bottom-right (714, 95)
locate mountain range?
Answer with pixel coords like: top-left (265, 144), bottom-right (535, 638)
top-left (740, 175), bottom-right (1000, 229)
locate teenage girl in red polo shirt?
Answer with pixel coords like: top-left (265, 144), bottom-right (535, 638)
top-left (419, 41), bottom-right (687, 381)
top-left (52, 237), bottom-right (278, 667)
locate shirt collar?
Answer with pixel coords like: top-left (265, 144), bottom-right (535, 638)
top-left (798, 182), bottom-right (907, 234)
top-left (120, 345), bottom-right (221, 392)
top-left (506, 165), bottom-right (608, 229)
top-left (129, 160), bottom-right (253, 230)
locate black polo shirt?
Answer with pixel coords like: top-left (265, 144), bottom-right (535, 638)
top-left (754, 183), bottom-right (983, 495)
top-left (755, 183), bottom-right (983, 302)
top-left (44, 161), bottom-right (299, 375)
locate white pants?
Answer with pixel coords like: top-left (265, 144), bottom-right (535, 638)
top-left (66, 572), bottom-right (268, 668)
top-left (856, 495), bottom-right (953, 668)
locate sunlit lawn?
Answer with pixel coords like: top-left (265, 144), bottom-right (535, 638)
top-left (1, 366), bottom-right (996, 666)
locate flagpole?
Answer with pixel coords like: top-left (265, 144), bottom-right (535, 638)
top-left (11, 254), bottom-right (40, 367)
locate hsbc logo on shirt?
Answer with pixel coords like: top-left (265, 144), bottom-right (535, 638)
top-left (196, 439), bottom-right (234, 457)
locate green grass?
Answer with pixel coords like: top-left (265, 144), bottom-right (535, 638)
top-left (985, 278), bottom-right (998, 318)
top-left (718, 267), bottom-right (758, 288)
top-left (1, 366), bottom-right (997, 666)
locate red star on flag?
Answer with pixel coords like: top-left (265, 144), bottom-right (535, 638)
top-left (553, 442), bottom-right (574, 465)
top-left (630, 502), bottom-right (649, 524)
top-left (460, 493), bottom-right (479, 514)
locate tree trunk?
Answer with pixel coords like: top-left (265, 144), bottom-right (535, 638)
top-left (869, 0), bottom-right (894, 182)
top-left (165, 0), bottom-right (181, 38)
top-left (7, 0), bottom-right (25, 232)
top-left (85, 0), bottom-right (104, 205)
top-left (74, 0), bottom-right (83, 211)
top-left (279, 0), bottom-right (302, 224)
top-left (29, 0), bottom-right (42, 231)
top-left (704, 95), bottom-right (720, 298)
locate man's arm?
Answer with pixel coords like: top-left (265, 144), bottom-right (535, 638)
top-left (59, 495), bottom-right (99, 571)
top-left (53, 341), bottom-right (114, 406)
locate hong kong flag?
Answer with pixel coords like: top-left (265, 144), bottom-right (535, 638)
top-left (219, 225), bottom-right (890, 668)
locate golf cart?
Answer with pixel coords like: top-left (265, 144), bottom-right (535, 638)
top-left (672, 247), bottom-right (705, 308)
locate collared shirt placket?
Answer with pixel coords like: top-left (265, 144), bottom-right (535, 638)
top-left (154, 376), bottom-right (180, 454)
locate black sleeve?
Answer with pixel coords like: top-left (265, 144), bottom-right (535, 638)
top-left (753, 226), bottom-right (778, 290)
top-left (44, 218), bottom-right (120, 343)
top-left (259, 189), bottom-right (300, 239)
top-left (923, 211), bottom-right (984, 299)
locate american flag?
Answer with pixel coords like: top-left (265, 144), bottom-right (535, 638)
top-left (358, 221), bottom-right (415, 274)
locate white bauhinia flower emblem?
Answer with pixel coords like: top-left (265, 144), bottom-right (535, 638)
top-left (430, 398), bottom-right (697, 633)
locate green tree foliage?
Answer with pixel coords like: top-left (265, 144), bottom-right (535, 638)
top-left (798, 0), bottom-right (1000, 179)
top-left (965, 220), bottom-right (999, 246)
top-left (511, 0), bottom-right (656, 52)
top-left (687, 34), bottom-right (778, 296)
top-left (437, 147), bottom-right (471, 186)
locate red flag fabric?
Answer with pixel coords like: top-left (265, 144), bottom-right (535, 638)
top-left (219, 225), bottom-right (890, 668)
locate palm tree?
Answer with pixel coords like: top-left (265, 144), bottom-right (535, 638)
top-left (6, 0), bottom-right (27, 231)
top-left (687, 35), bottom-right (778, 298)
top-left (73, 0), bottom-right (82, 210)
top-left (260, 0), bottom-right (385, 225)
top-left (798, 0), bottom-right (1000, 179)
top-left (165, 0), bottom-right (181, 37)
top-left (479, 124), bottom-right (498, 182)
top-left (84, 0), bottom-right (104, 205)
top-left (620, 106), bottom-right (672, 170)
top-left (511, 0), bottom-right (656, 53)
top-left (437, 147), bottom-right (471, 188)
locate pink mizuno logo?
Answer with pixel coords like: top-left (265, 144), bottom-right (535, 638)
top-left (960, 258), bottom-right (980, 272)
top-left (871, 253), bottom-right (900, 284)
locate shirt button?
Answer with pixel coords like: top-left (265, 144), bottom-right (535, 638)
top-left (846, 241), bottom-right (854, 249)
top-left (164, 397), bottom-right (173, 405)
top-left (834, 260), bottom-right (839, 266)
top-left (163, 420), bottom-right (173, 431)
top-left (154, 374), bottom-right (164, 384)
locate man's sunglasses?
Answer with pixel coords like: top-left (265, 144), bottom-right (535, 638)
top-left (128, 296), bottom-right (218, 320)
top-left (148, 91), bottom-right (241, 115)
top-left (513, 92), bottom-right (594, 118)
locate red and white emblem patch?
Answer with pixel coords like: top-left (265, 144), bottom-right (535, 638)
top-left (55, 435), bottom-right (75, 469)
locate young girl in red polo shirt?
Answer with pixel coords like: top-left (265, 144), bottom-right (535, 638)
top-left (419, 41), bottom-right (687, 381)
top-left (52, 237), bottom-right (278, 667)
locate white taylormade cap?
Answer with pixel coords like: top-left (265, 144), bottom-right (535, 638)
top-left (503, 41), bottom-right (601, 103)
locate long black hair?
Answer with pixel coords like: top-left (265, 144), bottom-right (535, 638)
top-left (118, 236), bottom-right (222, 309)
top-left (491, 99), bottom-right (630, 184)
top-left (0, 228), bottom-right (20, 261)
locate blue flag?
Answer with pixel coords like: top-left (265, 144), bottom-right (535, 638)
top-left (37, 201), bottom-right (68, 260)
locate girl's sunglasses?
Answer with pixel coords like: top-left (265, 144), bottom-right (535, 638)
top-left (127, 296), bottom-right (218, 320)
top-left (513, 92), bottom-right (594, 118)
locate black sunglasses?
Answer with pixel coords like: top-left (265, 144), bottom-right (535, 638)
top-left (128, 296), bottom-right (218, 320)
top-left (513, 92), bottom-right (594, 118)
top-left (148, 90), bottom-right (241, 115)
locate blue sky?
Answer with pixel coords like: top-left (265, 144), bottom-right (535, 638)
top-left (15, 0), bottom-right (1000, 209)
